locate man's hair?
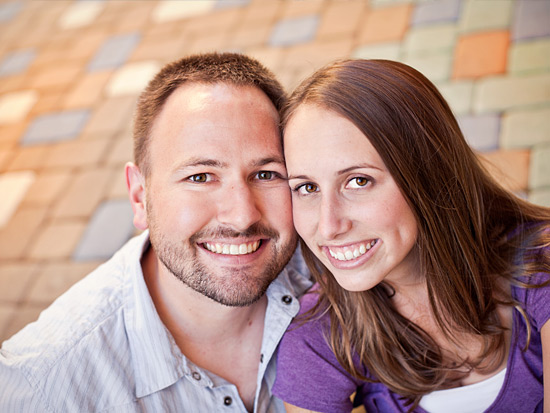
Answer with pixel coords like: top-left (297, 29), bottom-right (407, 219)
top-left (133, 52), bottom-right (286, 177)
top-left (283, 59), bottom-right (550, 408)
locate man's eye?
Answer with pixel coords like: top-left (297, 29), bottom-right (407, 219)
top-left (189, 173), bottom-right (209, 182)
top-left (257, 171), bottom-right (273, 180)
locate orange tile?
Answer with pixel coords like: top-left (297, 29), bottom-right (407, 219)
top-left (479, 149), bottom-right (530, 192)
top-left (62, 71), bottom-right (113, 109)
top-left (317, 1), bottom-right (367, 39)
top-left (358, 4), bottom-right (413, 45)
top-left (242, 0), bottom-right (282, 26)
top-left (281, 0), bottom-right (324, 18)
top-left (0, 207), bottom-right (47, 260)
top-left (0, 122), bottom-right (27, 149)
top-left (453, 31), bottom-right (509, 79)
top-left (228, 24), bottom-right (273, 49)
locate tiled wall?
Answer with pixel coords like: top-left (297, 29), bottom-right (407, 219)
top-left (0, 0), bottom-right (549, 341)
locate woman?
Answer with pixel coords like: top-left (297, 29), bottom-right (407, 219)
top-left (272, 59), bottom-right (550, 412)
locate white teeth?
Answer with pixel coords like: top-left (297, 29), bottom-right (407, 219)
top-left (328, 240), bottom-right (377, 262)
top-left (205, 241), bottom-right (261, 256)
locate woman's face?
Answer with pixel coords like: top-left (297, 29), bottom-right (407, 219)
top-left (284, 104), bottom-right (420, 291)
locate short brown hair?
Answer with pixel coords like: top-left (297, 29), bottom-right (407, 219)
top-left (134, 52), bottom-right (286, 177)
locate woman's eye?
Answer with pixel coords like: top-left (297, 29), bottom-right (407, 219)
top-left (296, 183), bottom-right (318, 194)
top-left (347, 177), bottom-right (370, 188)
top-left (189, 173), bottom-right (210, 183)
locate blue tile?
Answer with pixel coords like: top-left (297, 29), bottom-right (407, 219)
top-left (20, 110), bottom-right (90, 146)
top-left (0, 1), bottom-right (22, 23)
top-left (512, 0), bottom-right (550, 41)
top-left (0, 49), bottom-right (35, 77)
top-left (73, 199), bottom-right (135, 261)
top-left (269, 15), bottom-right (319, 47)
top-left (458, 113), bottom-right (500, 152)
top-left (215, 0), bottom-right (250, 9)
top-left (411, 0), bottom-right (462, 26)
top-left (87, 32), bottom-right (141, 72)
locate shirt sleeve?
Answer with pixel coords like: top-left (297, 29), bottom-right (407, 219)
top-left (273, 292), bottom-right (359, 413)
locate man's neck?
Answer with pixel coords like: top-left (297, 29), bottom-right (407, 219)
top-left (141, 246), bottom-right (267, 411)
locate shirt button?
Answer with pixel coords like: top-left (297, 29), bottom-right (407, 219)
top-left (260, 353), bottom-right (264, 363)
top-left (192, 372), bottom-right (201, 381)
top-left (224, 396), bottom-right (233, 406)
top-left (282, 295), bottom-right (292, 305)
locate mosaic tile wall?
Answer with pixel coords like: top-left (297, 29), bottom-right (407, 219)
top-left (0, 0), bottom-right (549, 342)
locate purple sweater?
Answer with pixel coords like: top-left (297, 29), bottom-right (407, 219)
top-left (273, 275), bottom-right (549, 412)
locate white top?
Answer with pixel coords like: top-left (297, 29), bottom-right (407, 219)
top-left (419, 368), bottom-right (507, 413)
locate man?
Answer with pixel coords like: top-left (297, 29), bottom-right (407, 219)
top-left (0, 53), bottom-right (311, 412)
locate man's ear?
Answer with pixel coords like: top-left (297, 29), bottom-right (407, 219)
top-left (125, 162), bottom-right (148, 231)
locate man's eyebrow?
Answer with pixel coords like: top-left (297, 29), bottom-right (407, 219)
top-left (251, 156), bottom-right (285, 168)
top-left (173, 158), bottom-right (228, 171)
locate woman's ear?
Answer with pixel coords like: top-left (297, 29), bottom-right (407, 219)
top-left (125, 162), bottom-right (148, 231)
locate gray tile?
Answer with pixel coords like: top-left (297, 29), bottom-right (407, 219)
top-left (87, 32), bottom-right (141, 72)
top-left (269, 15), bottom-right (320, 47)
top-left (215, 0), bottom-right (250, 9)
top-left (73, 199), bottom-right (135, 261)
top-left (20, 110), bottom-right (90, 146)
top-left (0, 49), bottom-right (36, 77)
top-left (458, 113), bottom-right (500, 152)
top-left (411, 0), bottom-right (462, 26)
top-left (0, 1), bottom-right (22, 23)
top-left (512, 0), bottom-right (550, 41)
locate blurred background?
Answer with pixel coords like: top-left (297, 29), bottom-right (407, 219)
top-left (0, 0), bottom-right (549, 342)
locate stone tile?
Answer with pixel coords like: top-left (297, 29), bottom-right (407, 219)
top-left (281, 0), bottom-right (324, 18)
top-left (402, 52), bottom-right (453, 82)
top-left (0, 170), bottom-right (35, 228)
top-left (0, 49), bottom-right (35, 77)
top-left (512, 0), bottom-right (550, 41)
top-left (529, 143), bottom-right (550, 189)
top-left (459, 0), bottom-right (513, 33)
top-left (21, 170), bottom-right (71, 207)
top-left (436, 80), bottom-right (474, 115)
top-left (105, 61), bottom-right (161, 97)
top-left (245, 47), bottom-right (285, 74)
top-left (73, 199), bottom-right (135, 261)
top-left (411, 0), bottom-right (461, 26)
top-left (0, 263), bottom-right (38, 303)
top-left (43, 137), bottom-right (111, 169)
top-left (214, 0), bottom-right (250, 9)
top-left (479, 149), bottom-right (530, 193)
top-left (27, 90), bottom-right (66, 118)
top-left (182, 8), bottom-right (241, 36)
top-left (62, 71), bottom-right (112, 109)
top-left (152, 0), bottom-right (216, 23)
top-left (5, 144), bottom-right (49, 171)
top-left (185, 32), bottom-right (230, 55)
top-left (473, 73), bottom-right (550, 113)
top-left (269, 15), bottom-right (320, 47)
top-left (453, 31), bottom-right (509, 79)
top-left (228, 23), bottom-right (273, 49)
top-left (501, 107), bottom-right (550, 149)
top-left (529, 188), bottom-right (550, 207)
top-left (317, 1), bottom-right (366, 39)
top-left (28, 62), bottom-right (82, 91)
top-left (0, 304), bottom-right (16, 343)
top-left (58, 0), bottom-right (105, 30)
top-left (241, 0), bottom-right (281, 26)
top-left (403, 24), bottom-right (457, 57)
top-left (0, 149), bottom-right (13, 172)
top-left (0, 90), bottom-right (38, 124)
top-left (106, 129), bottom-right (133, 166)
top-left (83, 96), bottom-right (136, 137)
top-left (0, 1), bottom-right (22, 23)
top-left (358, 4), bottom-right (413, 44)
top-left (3, 302), bottom-right (48, 341)
top-left (28, 220), bottom-right (87, 260)
top-left (64, 27), bottom-right (110, 62)
top-left (26, 261), bottom-right (101, 305)
top-left (509, 39), bottom-right (550, 75)
top-left (20, 109), bottom-right (90, 146)
top-left (0, 207), bottom-right (47, 260)
top-left (458, 113), bottom-right (500, 152)
top-left (87, 32), bottom-right (141, 72)
top-left (0, 73), bottom-right (26, 94)
top-left (352, 42), bottom-right (401, 61)
top-left (105, 3), bottom-right (155, 34)
top-left (129, 33), bottom-right (187, 63)
top-left (52, 168), bottom-right (113, 219)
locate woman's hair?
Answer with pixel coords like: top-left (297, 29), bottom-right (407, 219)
top-left (283, 59), bottom-right (550, 407)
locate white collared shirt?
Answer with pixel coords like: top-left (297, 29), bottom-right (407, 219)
top-left (0, 231), bottom-right (312, 412)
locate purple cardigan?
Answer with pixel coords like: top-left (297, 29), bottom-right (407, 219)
top-left (273, 274), bottom-right (549, 412)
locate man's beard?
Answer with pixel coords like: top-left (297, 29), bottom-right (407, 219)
top-left (148, 214), bottom-right (297, 307)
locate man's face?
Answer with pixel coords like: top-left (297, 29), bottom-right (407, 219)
top-left (143, 82), bottom-right (297, 307)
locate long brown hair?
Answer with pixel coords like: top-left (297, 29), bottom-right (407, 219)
top-left (283, 59), bottom-right (550, 406)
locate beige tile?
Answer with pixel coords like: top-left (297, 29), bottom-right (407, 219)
top-left (152, 0), bottom-right (216, 23)
top-left (317, 1), bottom-right (366, 39)
top-left (62, 71), bottom-right (113, 109)
top-left (358, 4), bottom-right (413, 45)
top-left (106, 130), bottom-right (133, 166)
top-left (0, 170), bottom-right (36, 228)
top-left (509, 39), bottom-right (550, 75)
top-left (184, 8), bottom-right (241, 35)
top-left (0, 122), bottom-right (28, 148)
top-left (281, 0), bottom-right (324, 18)
top-left (352, 42), bottom-right (401, 61)
top-left (501, 107), bottom-right (550, 149)
top-left (28, 220), bottom-right (86, 260)
top-left (26, 261), bottom-right (101, 305)
top-left (107, 167), bottom-right (129, 199)
top-left (3, 302), bottom-right (49, 341)
top-left (479, 149), bottom-right (530, 192)
top-left (0, 207), bottom-right (47, 260)
top-left (83, 96), bottom-right (136, 137)
top-left (43, 137), bottom-right (111, 169)
top-left (0, 263), bottom-right (39, 302)
top-left (437, 80), bottom-right (475, 115)
top-left (51, 168), bottom-right (113, 219)
top-left (241, 0), bottom-right (282, 26)
top-left (228, 23), bottom-right (273, 49)
top-left (105, 61), bottom-right (161, 97)
top-left (21, 170), bottom-right (72, 207)
top-left (5, 145), bottom-right (50, 172)
top-left (459, 0), bottom-right (513, 33)
top-left (28, 63), bottom-right (82, 90)
top-left (58, 1), bottom-right (105, 30)
top-left (0, 304), bottom-right (17, 343)
top-left (529, 144), bottom-right (550, 189)
top-left (245, 47), bottom-right (286, 74)
top-left (0, 91), bottom-right (38, 124)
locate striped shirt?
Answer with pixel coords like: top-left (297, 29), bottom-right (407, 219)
top-left (0, 232), bottom-right (312, 412)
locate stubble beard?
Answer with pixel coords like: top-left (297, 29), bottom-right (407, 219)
top-left (147, 209), bottom-right (297, 307)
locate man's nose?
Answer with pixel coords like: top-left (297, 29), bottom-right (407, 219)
top-left (216, 182), bottom-right (262, 232)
